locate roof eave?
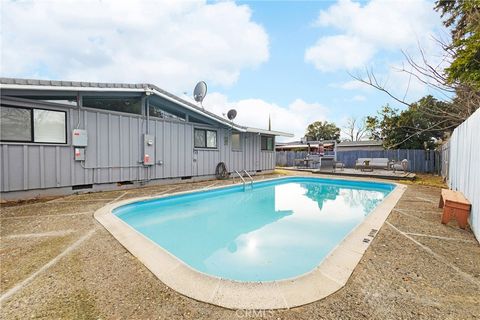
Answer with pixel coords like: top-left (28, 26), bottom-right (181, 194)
top-left (245, 127), bottom-right (294, 137)
top-left (0, 82), bottom-right (247, 132)
top-left (148, 88), bottom-right (247, 132)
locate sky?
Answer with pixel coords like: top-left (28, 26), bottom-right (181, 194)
top-left (0, 0), bottom-right (449, 140)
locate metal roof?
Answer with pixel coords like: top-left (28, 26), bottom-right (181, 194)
top-left (276, 139), bottom-right (336, 145)
top-left (337, 140), bottom-right (383, 147)
top-left (0, 77), bottom-right (293, 137)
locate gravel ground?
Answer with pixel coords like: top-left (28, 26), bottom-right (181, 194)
top-left (1, 173), bottom-right (479, 319)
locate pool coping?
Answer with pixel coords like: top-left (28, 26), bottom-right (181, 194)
top-left (94, 176), bottom-right (406, 310)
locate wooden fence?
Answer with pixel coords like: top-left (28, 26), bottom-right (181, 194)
top-left (440, 142), bottom-right (449, 178)
top-left (446, 108), bottom-right (480, 242)
top-left (276, 149), bottom-right (441, 173)
top-left (336, 149), bottom-right (440, 173)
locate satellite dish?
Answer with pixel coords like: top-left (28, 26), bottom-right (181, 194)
top-left (227, 109), bottom-right (237, 121)
top-left (193, 81), bottom-right (207, 104)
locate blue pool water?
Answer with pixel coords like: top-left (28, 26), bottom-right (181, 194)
top-left (115, 177), bottom-right (394, 282)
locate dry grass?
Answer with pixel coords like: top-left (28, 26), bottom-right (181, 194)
top-left (399, 174), bottom-right (447, 188)
top-left (272, 168), bottom-right (290, 175)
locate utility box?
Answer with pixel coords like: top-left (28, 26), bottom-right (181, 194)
top-left (74, 147), bottom-right (85, 161)
top-left (143, 134), bottom-right (155, 166)
top-left (72, 129), bottom-right (88, 146)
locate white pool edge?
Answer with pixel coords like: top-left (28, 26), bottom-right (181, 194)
top-left (94, 176), bottom-right (406, 310)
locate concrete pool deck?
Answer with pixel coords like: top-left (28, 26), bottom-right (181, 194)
top-left (94, 176), bottom-right (406, 309)
top-left (1, 172), bottom-right (479, 319)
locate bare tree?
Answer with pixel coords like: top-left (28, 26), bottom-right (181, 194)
top-left (349, 42), bottom-right (479, 133)
top-left (343, 117), bottom-right (368, 141)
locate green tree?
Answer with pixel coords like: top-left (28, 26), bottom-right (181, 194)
top-left (435, 0), bottom-right (480, 88)
top-left (366, 96), bottom-right (451, 149)
top-left (305, 121), bottom-right (340, 141)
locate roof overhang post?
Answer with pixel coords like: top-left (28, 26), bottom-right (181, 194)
top-left (334, 141), bottom-right (337, 161)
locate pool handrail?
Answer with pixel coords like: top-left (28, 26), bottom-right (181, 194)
top-left (233, 170), bottom-right (247, 191)
top-left (243, 170), bottom-right (254, 188)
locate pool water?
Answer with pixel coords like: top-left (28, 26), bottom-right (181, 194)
top-left (115, 177), bottom-right (394, 282)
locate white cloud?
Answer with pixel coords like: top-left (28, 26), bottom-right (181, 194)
top-left (305, 35), bottom-right (374, 71)
top-left (305, 0), bottom-right (441, 72)
top-left (1, 0), bottom-right (269, 93)
top-left (350, 95), bottom-right (366, 102)
top-left (203, 93), bottom-right (329, 141)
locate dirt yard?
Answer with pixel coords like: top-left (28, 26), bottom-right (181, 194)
top-left (1, 173), bottom-right (479, 319)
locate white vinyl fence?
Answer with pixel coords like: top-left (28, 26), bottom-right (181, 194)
top-left (447, 108), bottom-right (480, 242)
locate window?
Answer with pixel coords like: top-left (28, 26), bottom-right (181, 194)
top-left (10, 96), bottom-right (77, 106)
top-left (194, 129), bottom-right (205, 148)
top-left (261, 135), bottom-right (274, 151)
top-left (41, 99), bottom-right (77, 106)
top-left (194, 128), bottom-right (217, 148)
top-left (0, 107), bottom-right (32, 142)
top-left (231, 133), bottom-right (241, 151)
top-left (82, 96), bottom-right (142, 114)
top-left (149, 104), bottom-right (185, 121)
top-left (33, 109), bottom-right (66, 143)
top-left (0, 106), bottom-right (67, 144)
top-left (206, 130), bottom-right (217, 148)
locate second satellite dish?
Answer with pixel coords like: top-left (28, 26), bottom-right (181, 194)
top-left (227, 109), bottom-right (237, 121)
top-left (193, 81), bottom-right (207, 104)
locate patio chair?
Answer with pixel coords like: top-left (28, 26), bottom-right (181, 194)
top-left (355, 158), bottom-right (371, 170)
top-left (392, 159), bottom-right (409, 173)
top-left (333, 161), bottom-right (345, 172)
top-left (310, 155), bottom-right (321, 169)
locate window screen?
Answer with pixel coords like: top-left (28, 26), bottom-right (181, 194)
top-left (0, 106), bottom-right (32, 142)
top-left (231, 133), bottom-right (241, 150)
top-left (194, 129), bottom-right (206, 148)
top-left (261, 136), bottom-right (274, 151)
top-left (206, 130), bottom-right (217, 148)
top-left (33, 109), bottom-right (66, 143)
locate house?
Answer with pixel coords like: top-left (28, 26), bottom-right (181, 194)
top-left (0, 78), bottom-right (292, 200)
top-left (336, 140), bottom-right (384, 152)
top-left (275, 140), bottom-right (336, 155)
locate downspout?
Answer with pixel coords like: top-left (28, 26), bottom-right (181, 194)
top-left (76, 92), bottom-right (82, 129)
top-left (145, 95), bottom-right (150, 182)
top-left (145, 95), bottom-right (150, 134)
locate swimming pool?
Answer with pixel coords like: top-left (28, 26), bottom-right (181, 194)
top-left (113, 177), bottom-right (394, 282)
top-left (96, 176), bottom-right (405, 309)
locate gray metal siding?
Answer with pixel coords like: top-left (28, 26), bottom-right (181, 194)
top-left (0, 106), bottom-right (276, 193)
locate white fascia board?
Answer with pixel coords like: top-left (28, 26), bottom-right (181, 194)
top-left (246, 127), bottom-right (294, 137)
top-left (0, 84), bottom-right (145, 93)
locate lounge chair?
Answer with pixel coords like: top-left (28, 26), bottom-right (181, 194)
top-left (355, 158), bottom-right (390, 170)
